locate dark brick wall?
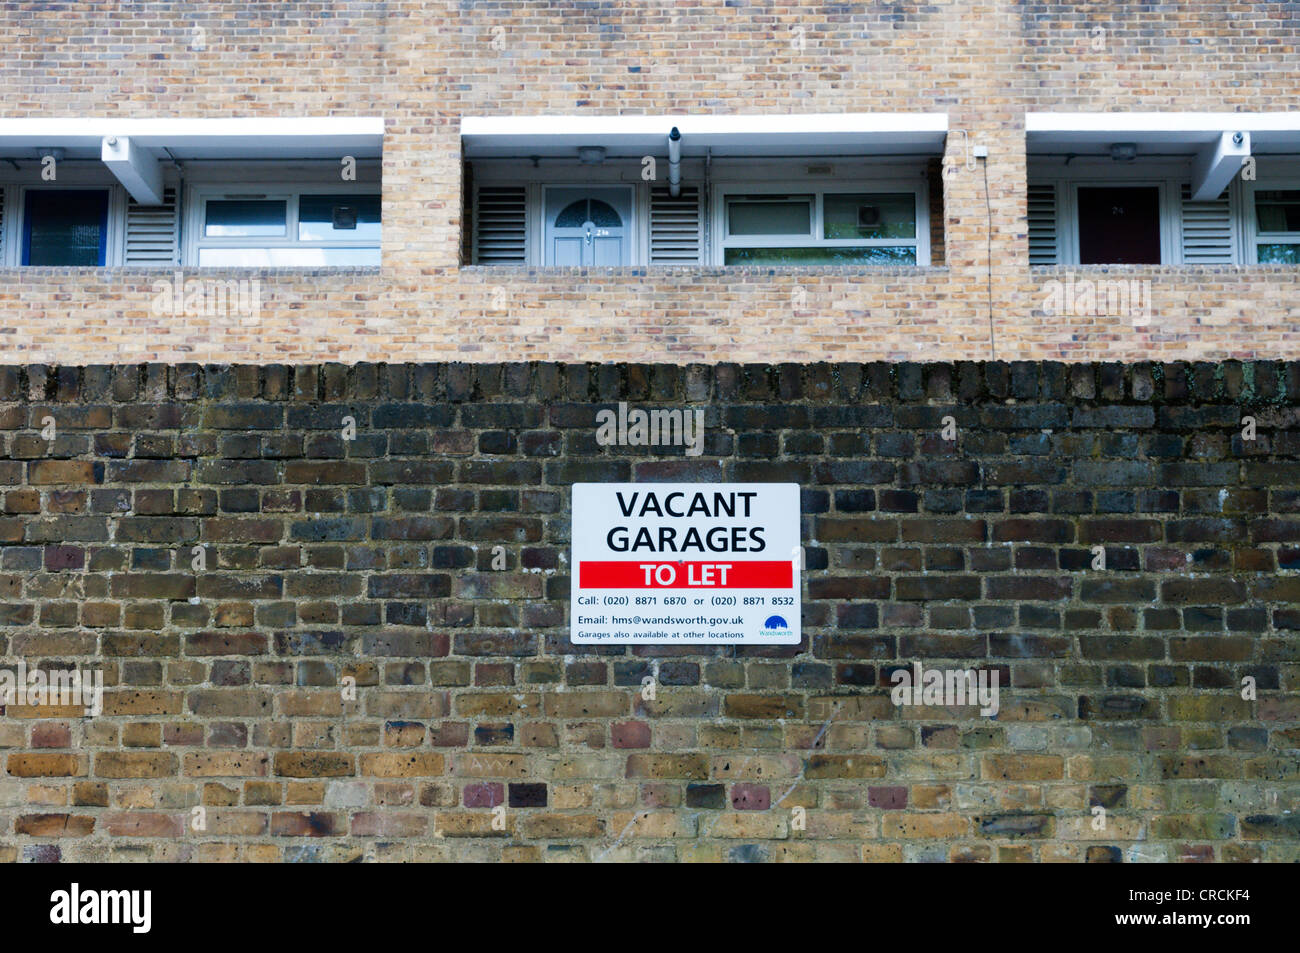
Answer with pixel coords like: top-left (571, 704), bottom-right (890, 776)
top-left (2, 360), bottom-right (1299, 862)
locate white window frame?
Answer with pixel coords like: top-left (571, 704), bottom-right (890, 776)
top-left (184, 183), bottom-right (381, 267)
top-left (1243, 179), bottom-right (1300, 265)
top-left (709, 181), bottom-right (930, 266)
top-left (2, 183), bottom-right (126, 267)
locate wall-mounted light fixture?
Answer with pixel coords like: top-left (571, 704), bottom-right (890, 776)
top-left (1109, 142), bottom-right (1138, 162)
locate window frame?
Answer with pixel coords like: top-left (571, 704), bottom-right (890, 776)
top-left (185, 183), bottom-right (381, 268)
top-left (710, 180), bottom-right (930, 267)
top-left (722, 193), bottom-right (816, 244)
top-left (1244, 179), bottom-right (1300, 265)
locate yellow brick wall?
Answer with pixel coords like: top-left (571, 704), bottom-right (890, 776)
top-left (0, 1), bottom-right (1297, 364)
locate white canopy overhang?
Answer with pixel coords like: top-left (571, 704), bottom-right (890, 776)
top-left (460, 113), bottom-right (950, 159)
top-left (0, 117), bottom-right (384, 204)
top-left (1027, 112), bottom-right (1300, 199)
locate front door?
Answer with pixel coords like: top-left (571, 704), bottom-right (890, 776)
top-left (544, 187), bottom-right (631, 266)
top-left (1077, 186), bottom-right (1162, 264)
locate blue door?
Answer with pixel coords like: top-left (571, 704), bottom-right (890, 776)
top-left (544, 187), bottom-right (630, 266)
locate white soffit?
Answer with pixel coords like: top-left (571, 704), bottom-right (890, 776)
top-left (461, 113), bottom-right (949, 158)
top-left (0, 117), bottom-right (385, 160)
top-left (1026, 112), bottom-right (1300, 154)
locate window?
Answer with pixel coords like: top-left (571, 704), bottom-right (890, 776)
top-left (22, 190), bottom-right (110, 266)
top-left (1252, 188), bottom-right (1300, 264)
top-left (717, 187), bottom-right (924, 265)
top-left (191, 189), bottom-right (380, 266)
top-left (205, 200), bottom-right (287, 238)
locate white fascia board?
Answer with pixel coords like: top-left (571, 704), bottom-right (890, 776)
top-left (0, 117), bottom-right (385, 159)
top-left (461, 113), bottom-right (948, 157)
top-left (101, 136), bottom-right (165, 205)
top-left (1027, 112), bottom-right (1300, 152)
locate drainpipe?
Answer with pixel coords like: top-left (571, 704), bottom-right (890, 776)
top-left (667, 126), bottom-right (682, 198)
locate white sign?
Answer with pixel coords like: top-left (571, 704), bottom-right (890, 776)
top-left (570, 483), bottom-right (801, 645)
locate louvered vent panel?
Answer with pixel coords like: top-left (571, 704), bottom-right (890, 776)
top-left (1180, 182), bottom-right (1235, 264)
top-left (1027, 183), bottom-right (1058, 266)
top-left (649, 185), bottom-right (701, 264)
top-left (474, 185), bottom-right (527, 264)
top-left (124, 188), bottom-right (178, 265)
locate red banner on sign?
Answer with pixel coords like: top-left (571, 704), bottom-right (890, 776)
top-left (579, 560), bottom-right (793, 589)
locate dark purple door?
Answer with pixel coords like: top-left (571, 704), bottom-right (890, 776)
top-left (1077, 186), bottom-right (1161, 264)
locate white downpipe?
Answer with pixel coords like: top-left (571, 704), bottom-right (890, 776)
top-left (667, 126), bottom-right (682, 197)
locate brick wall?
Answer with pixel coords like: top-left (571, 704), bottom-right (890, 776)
top-left (2, 359), bottom-right (1299, 862)
top-left (1, 1), bottom-right (1299, 364)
